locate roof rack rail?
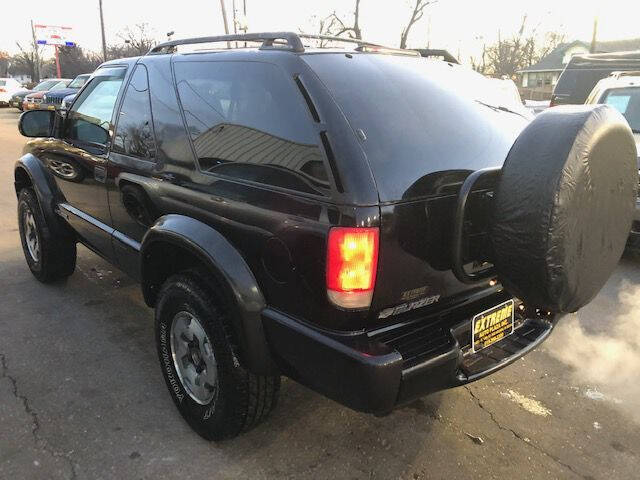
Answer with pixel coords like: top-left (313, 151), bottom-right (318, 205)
top-left (609, 70), bottom-right (640, 79)
top-left (147, 32), bottom-right (305, 54)
top-left (298, 34), bottom-right (419, 56)
top-left (147, 31), bottom-right (419, 56)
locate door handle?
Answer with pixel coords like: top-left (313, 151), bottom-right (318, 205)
top-left (154, 172), bottom-right (177, 183)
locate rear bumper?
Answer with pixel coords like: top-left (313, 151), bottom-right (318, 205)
top-left (262, 296), bottom-right (556, 414)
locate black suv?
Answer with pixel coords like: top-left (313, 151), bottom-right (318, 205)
top-left (15, 33), bottom-right (638, 440)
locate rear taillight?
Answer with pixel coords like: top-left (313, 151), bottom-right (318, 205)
top-left (326, 227), bottom-right (379, 309)
top-left (0, 88), bottom-right (6, 93)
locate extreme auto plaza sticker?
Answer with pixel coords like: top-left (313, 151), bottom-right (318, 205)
top-left (472, 299), bottom-right (515, 352)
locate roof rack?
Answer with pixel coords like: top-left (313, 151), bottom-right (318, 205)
top-left (148, 32), bottom-right (305, 54)
top-left (415, 49), bottom-right (459, 64)
top-left (147, 31), bottom-right (419, 56)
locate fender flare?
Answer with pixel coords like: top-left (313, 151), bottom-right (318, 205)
top-left (141, 214), bottom-right (278, 375)
top-left (14, 154), bottom-right (70, 239)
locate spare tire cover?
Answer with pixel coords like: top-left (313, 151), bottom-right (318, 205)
top-left (491, 105), bottom-right (638, 313)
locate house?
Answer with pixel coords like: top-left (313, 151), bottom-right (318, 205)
top-left (518, 38), bottom-right (640, 99)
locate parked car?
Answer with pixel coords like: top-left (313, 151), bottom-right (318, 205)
top-left (60, 93), bottom-right (77, 110)
top-left (41, 74), bottom-right (90, 110)
top-left (9, 78), bottom-right (68, 110)
top-left (14, 32), bottom-right (637, 441)
top-left (0, 78), bottom-right (25, 106)
top-left (551, 50), bottom-right (640, 106)
top-left (586, 71), bottom-right (640, 249)
top-left (524, 99), bottom-right (551, 115)
top-left (23, 80), bottom-right (71, 110)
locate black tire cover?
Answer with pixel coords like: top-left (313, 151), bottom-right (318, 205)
top-left (491, 105), bottom-right (638, 313)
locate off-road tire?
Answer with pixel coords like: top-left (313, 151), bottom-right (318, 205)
top-left (17, 188), bottom-right (76, 283)
top-left (155, 270), bottom-right (280, 441)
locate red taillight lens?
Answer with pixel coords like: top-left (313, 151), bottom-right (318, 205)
top-left (0, 88), bottom-right (6, 93)
top-left (326, 227), bottom-right (379, 309)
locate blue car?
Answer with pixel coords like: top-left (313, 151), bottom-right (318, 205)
top-left (41, 73), bottom-right (90, 110)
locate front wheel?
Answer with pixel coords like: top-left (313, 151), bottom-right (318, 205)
top-left (17, 188), bottom-right (76, 283)
top-left (155, 271), bottom-right (280, 440)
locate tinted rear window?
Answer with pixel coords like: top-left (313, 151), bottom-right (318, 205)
top-left (0, 81), bottom-right (5, 86)
top-left (554, 69), bottom-right (613, 102)
top-left (303, 54), bottom-right (527, 201)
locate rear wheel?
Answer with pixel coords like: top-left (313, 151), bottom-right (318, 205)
top-left (17, 188), bottom-right (76, 283)
top-left (155, 271), bottom-right (280, 440)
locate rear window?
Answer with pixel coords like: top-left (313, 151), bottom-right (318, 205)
top-left (174, 60), bottom-right (330, 196)
top-left (602, 87), bottom-right (640, 133)
top-left (0, 81), bottom-right (5, 86)
top-left (554, 69), bottom-right (613, 102)
top-left (303, 54), bottom-right (528, 201)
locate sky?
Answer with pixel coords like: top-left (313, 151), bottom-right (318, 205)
top-left (3, 0), bottom-right (639, 65)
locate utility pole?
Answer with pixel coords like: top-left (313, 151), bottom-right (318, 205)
top-left (30, 20), bottom-right (40, 82)
top-left (219, 0), bottom-right (231, 48)
top-left (590, 17), bottom-right (598, 53)
top-left (54, 45), bottom-right (61, 77)
top-left (232, 0), bottom-right (237, 34)
top-left (99, 0), bottom-right (107, 61)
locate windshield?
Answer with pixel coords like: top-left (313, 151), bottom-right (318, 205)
top-left (602, 87), bottom-right (640, 133)
top-left (68, 75), bottom-right (89, 89)
top-left (50, 81), bottom-right (69, 91)
top-left (34, 80), bottom-right (60, 91)
top-left (303, 53), bottom-right (529, 201)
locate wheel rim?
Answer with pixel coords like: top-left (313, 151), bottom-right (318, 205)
top-left (170, 311), bottom-right (218, 405)
top-left (22, 207), bottom-right (40, 262)
top-left (49, 160), bottom-right (76, 178)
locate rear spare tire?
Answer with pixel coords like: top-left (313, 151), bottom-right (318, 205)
top-left (491, 105), bottom-right (638, 313)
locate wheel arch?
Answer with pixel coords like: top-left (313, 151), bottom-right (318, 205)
top-left (14, 154), bottom-right (71, 240)
top-left (141, 214), bottom-right (278, 375)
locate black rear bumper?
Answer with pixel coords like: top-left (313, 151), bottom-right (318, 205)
top-left (262, 297), bottom-right (556, 415)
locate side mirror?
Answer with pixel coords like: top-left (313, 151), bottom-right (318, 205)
top-left (18, 110), bottom-right (55, 138)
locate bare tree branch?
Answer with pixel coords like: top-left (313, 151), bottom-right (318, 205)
top-left (472, 15), bottom-right (565, 79)
top-left (400, 0), bottom-right (436, 49)
top-left (317, 0), bottom-right (362, 40)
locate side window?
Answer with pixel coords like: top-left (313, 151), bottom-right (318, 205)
top-left (174, 61), bottom-right (330, 195)
top-left (113, 65), bottom-right (156, 160)
top-left (66, 67), bottom-right (126, 146)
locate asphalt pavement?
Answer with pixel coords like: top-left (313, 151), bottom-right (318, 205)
top-left (0, 107), bottom-right (639, 479)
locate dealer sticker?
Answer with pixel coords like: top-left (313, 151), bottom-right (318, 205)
top-left (472, 299), bottom-right (515, 353)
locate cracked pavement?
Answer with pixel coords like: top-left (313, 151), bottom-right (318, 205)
top-left (1, 108), bottom-right (640, 479)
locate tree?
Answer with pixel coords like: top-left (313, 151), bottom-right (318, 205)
top-left (319, 0), bottom-right (362, 39)
top-left (115, 23), bottom-right (156, 56)
top-left (472, 16), bottom-right (565, 79)
top-left (0, 51), bottom-right (8, 77)
top-left (13, 41), bottom-right (44, 82)
top-left (57, 46), bottom-right (103, 78)
top-left (399, 0), bottom-right (436, 49)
